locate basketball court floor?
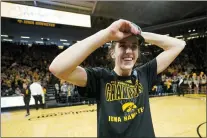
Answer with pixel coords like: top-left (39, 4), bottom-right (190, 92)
top-left (1, 94), bottom-right (206, 137)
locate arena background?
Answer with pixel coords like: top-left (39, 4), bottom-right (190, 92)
top-left (1, 1), bottom-right (206, 137)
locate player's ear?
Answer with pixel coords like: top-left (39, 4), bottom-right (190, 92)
top-left (111, 50), bottom-right (115, 59)
top-left (108, 41), bottom-right (116, 59)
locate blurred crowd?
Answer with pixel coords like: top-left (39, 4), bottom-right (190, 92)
top-left (151, 37), bottom-right (207, 96)
top-left (1, 36), bottom-right (206, 98)
top-left (1, 42), bottom-right (56, 96)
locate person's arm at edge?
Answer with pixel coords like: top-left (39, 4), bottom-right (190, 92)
top-left (142, 32), bottom-right (186, 75)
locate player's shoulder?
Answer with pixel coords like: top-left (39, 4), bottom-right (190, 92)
top-left (85, 66), bottom-right (113, 78)
top-left (135, 58), bottom-right (157, 72)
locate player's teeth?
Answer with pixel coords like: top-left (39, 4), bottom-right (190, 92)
top-left (124, 58), bottom-right (132, 60)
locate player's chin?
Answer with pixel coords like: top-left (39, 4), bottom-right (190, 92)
top-left (121, 64), bottom-right (134, 70)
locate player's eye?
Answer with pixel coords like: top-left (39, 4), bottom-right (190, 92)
top-left (132, 45), bottom-right (138, 50)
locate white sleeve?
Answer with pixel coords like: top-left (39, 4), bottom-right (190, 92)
top-left (179, 79), bottom-right (183, 86)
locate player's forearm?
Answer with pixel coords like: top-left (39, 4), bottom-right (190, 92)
top-left (142, 32), bottom-right (186, 50)
top-left (49, 29), bottom-right (110, 76)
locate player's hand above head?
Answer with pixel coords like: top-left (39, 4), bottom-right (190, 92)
top-left (106, 19), bottom-right (141, 41)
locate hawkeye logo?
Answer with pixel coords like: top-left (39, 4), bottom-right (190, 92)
top-left (122, 102), bottom-right (137, 113)
top-left (108, 102), bottom-right (144, 123)
top-left (106, 80), bottom-right (144, 123)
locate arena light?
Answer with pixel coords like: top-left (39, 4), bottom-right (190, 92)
top-left (1, 35), bottom-right (8, 37)
top-left (41, 38), bottom-right (50, 40)
top-left (63, 43), bottom-right (70, 45)
top-left (21, 36), bottom-right (30, 39)
top-left (3, 39), bottom-right (13, 41)
top-left (60, 39), bottom-right (67, 42)
top-left (35, 41), bottom-right (44, 44)
top-left (175, 35), bottom-right (183, 38)
top-left (20, 40), bottom-right (28, 42)
top-left (1, 2), bottom-right (91, 28)
top-left (58, 46), bottom-right (64, 49)
top-left (190, 33), bottom-right (198, 36)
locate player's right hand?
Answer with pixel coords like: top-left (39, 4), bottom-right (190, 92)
top-left (105, 19), bottom-right (141, 42)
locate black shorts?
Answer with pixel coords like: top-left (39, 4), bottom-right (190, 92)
top-left (200, 84), bottom-right (206, 86)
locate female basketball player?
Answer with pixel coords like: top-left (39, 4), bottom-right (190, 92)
top-left (49, 19), bottom-right (186, 137)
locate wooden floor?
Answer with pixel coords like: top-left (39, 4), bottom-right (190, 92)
top-left (1, 95), bottom-right (206, 137)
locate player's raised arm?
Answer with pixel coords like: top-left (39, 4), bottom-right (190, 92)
top-left (142, 32), bottom-right (186, 74)
top-left (49, 19), bottom-right (140, 87)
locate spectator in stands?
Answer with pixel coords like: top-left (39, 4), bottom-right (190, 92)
top-left (68, 83), bottom-right (75, 96)
top-left (164, 77), bottom-right (172, 94)
top-left (178, 76), bottom-right (185, 96)
top-left (172, 76), bottom-right (178, 94)
top-left (42, 86), bottom-right (47, 104)
top-left (15, 87), bottom-right (21, 96)
top-left (157, 83), bottom-right (163, 96)
top-left (151, 85), bottom-right (157, 96)
top-left (193, 73), bottom-right (199, 94)
top-left (183, 75), bottom-right (189, 93)
top-left (161, 74), bottom-right (166, 93)
top-left (199, 72), bottom-right (206, 94)
top-left (54, 83), bottom-right (60, 103)
top-left (61, 82), bottom-right (68, 94)
top-left (187, 74), bottom-right (193, 94)
top-left (59, 81), bottom-right (68, 103)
